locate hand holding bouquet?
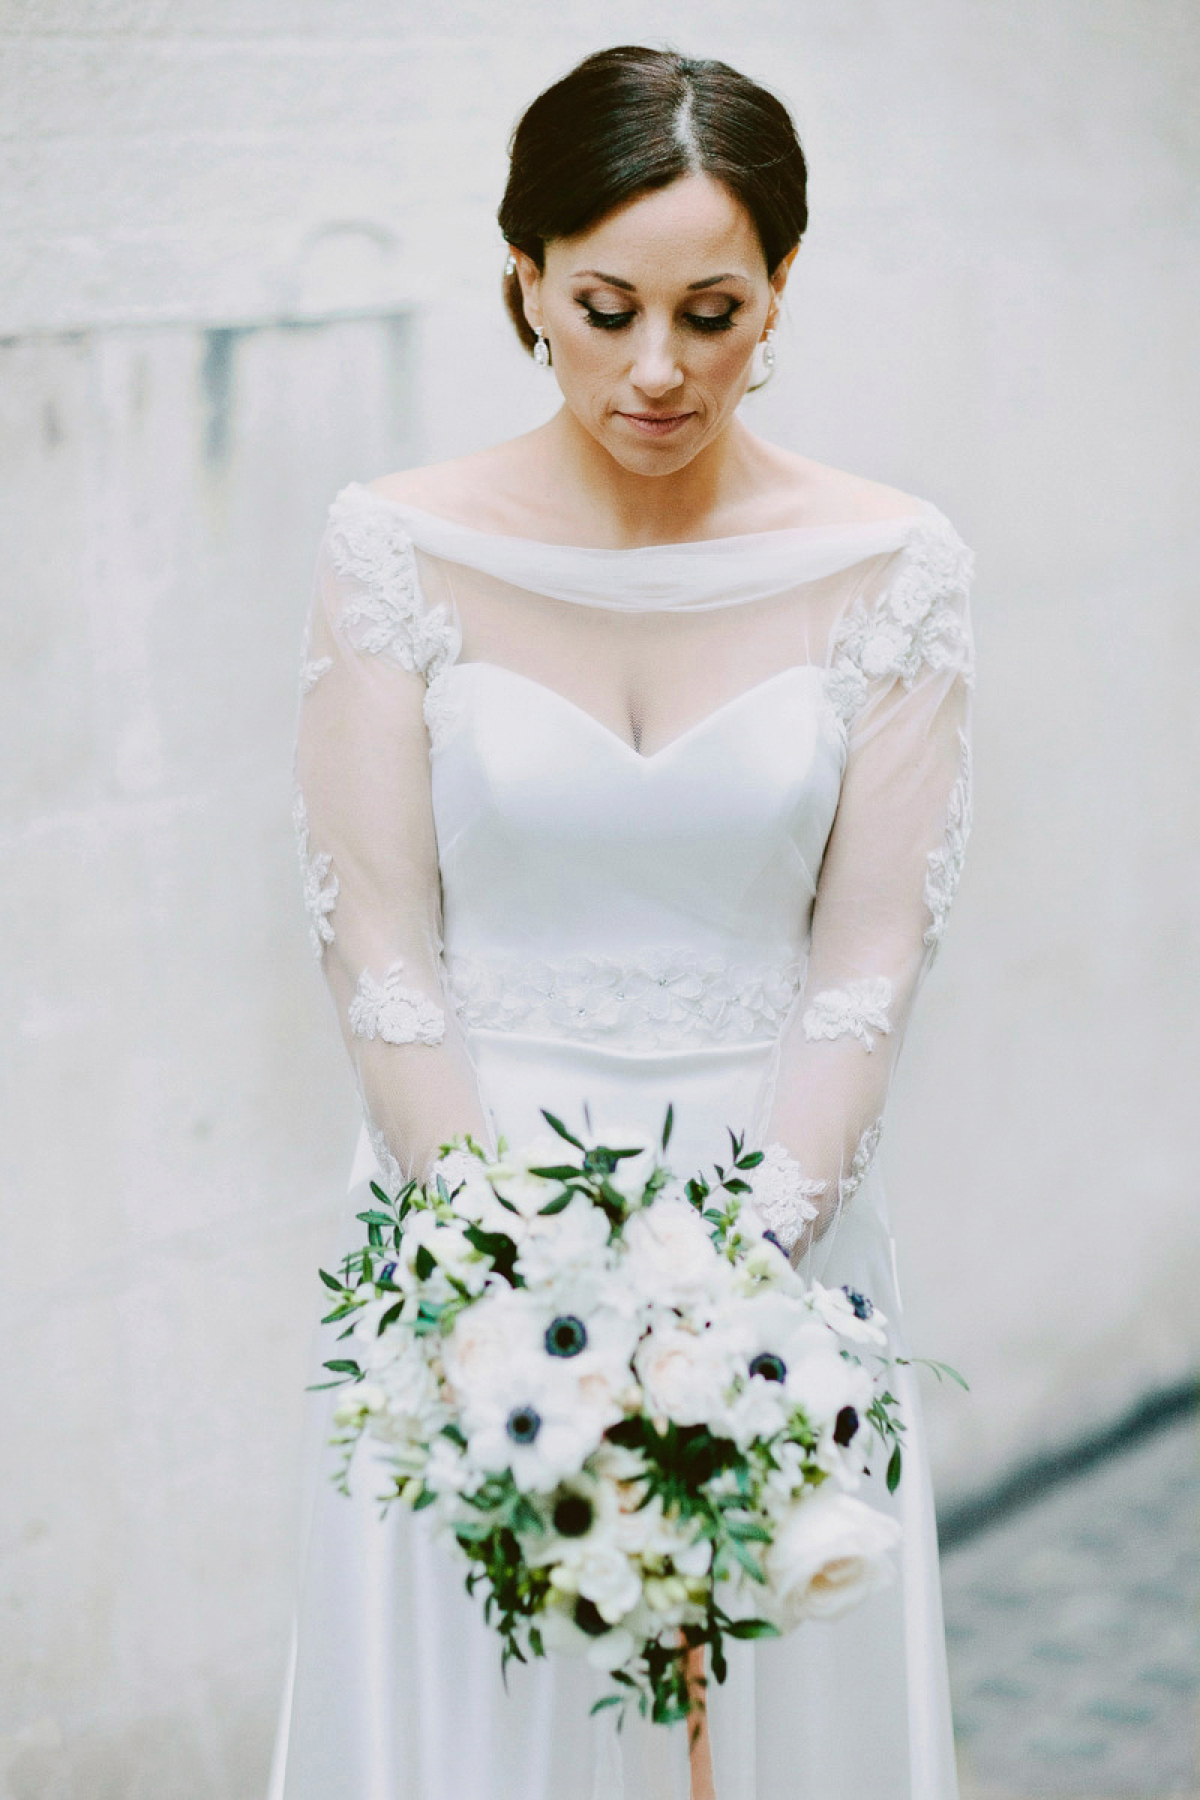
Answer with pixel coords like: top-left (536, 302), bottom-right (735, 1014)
top-left (315, 1109), bottom-right (917, 1728)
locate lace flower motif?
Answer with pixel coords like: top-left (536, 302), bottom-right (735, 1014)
top-left (300, 655), bottom-right (332, 694)
top-left (802, 977), bottom-right (895, 1051)
top-left (924, 729), bottom-right (973, 948)
top-left (838, 1119), bottom-right (884, 1208)
top-left (445, 949), bottom-right (804, 1050)
top-left (826, 513), bottom-right (975, 727)
top-left (292, 790), bottom-right (337, 959)
top-left (363, 1110), bottom-right (405, 1197)
top-left (747, 1143), bottom-right (826, 1251)
top-left (348, 960), bottom-right (446, 1047)
top-left (325, 486), bottom-right (462, 749)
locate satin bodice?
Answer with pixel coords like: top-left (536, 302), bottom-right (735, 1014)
top-left (432, 661), bottom-right (845, 978)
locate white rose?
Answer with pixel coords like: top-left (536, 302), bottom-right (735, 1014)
top-left (574, 1543), bottom-right (643, 1624)
top-left (764, 1489), bottom-right (900, 1628)
top-left (623, 1196), bottom-right (730, 1311)
top-left (635, 1323), bottom-right (738, 1427)
top-left (443, 1289), bottom-right (533, 1393)
top-left (515, 1195), bottom-right (613, 1297)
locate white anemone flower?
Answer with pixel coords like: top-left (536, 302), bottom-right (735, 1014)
top-left (462, 1355), bottom-right (612, 1491)
top-left (728, 1199), bottom-right (806, 1296)
top-left (540, 1601), bottom-right (637, 1672)
top-left (807, 1281), bottom-right (889, 1347)
top-left (784, 1343), bottom-right (875, 1442)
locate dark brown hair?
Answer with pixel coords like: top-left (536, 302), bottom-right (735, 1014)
top-left (497, 45), bottom-right (809, 354)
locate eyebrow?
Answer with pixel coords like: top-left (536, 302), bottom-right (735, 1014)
top-left (571, 270), bottom-right (745, 292)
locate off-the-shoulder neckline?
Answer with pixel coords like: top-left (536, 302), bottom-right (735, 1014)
top-left (339, 479), bottom-right (943, 556)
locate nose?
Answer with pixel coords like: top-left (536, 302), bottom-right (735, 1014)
top-left (630, 328), bottom-right (684, 401)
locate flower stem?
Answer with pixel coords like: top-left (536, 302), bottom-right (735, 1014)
top-left (684, 1643), bottom-right (716, 1800)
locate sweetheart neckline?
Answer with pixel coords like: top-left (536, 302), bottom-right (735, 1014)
top-left (441, 661), bottom-right (833, 764)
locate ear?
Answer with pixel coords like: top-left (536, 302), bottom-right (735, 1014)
top-left (767, 245), bottom-right (799, 325)
top-left (512, 247), bottom-right (544, 335)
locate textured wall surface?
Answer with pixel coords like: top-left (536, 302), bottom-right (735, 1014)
top-left (3, 2), bottom-right (1198, 1794)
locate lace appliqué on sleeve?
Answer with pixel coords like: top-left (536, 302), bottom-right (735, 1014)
top-left (837, 1119), bottom-right (883, 1208)
top-left (363, 1110), bottom-right (406, 1197)
top-left (747, 1143), bottom-right (826, 1251)
top-left (292, 791), bottom-right (337, 959)
top-left (801, 977), bottom-right (894, 1051)
top-left (300, 656), bottom-right (332, 694)
top-left (924, 729), bottom-right (973, 948)
top-left (348, 960), bottom-right (446, 1047)
top-left (325, 486), bottom-right (462, 748)
top-left (825, 513), bottom-right (975, 727)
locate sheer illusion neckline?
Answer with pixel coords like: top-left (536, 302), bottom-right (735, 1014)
top-left (348, 480), bottom-right (936, 555)
top-left (339, 481), bottom-right (946, 613)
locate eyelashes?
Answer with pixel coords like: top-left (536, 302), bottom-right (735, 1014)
top-left (577, 301), bottom-right (742, 335)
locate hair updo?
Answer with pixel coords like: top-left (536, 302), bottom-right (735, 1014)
top-left (497, 45), bottom-right (809, 356)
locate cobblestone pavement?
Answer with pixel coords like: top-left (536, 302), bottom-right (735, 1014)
top-left (943, 1409), bottom-right (1200, 1800)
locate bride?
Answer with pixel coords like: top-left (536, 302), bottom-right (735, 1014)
top-left (273, 43), bottom-right (973, 1800)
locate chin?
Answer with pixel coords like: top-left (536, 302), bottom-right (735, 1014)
top-left (599, 426), bottom-right (709, 478)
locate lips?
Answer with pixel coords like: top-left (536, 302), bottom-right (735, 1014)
top-left (615, 411), bottom-right (695, 437)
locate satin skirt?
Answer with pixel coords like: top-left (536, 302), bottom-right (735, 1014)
top-left (267, 1033), bottom-right (960, 1799)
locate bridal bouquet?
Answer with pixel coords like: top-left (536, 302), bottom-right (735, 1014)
top-left (315, 1109), bottom-right (914, 1728)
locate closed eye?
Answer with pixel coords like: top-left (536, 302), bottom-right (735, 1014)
top-left (578, 302), bottom-right (742, 334)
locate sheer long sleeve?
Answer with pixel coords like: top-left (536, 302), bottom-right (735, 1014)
top-left (749, 513), bottom-right (975, 1270)
top-left (293, 490), bottom-right (493, 1189)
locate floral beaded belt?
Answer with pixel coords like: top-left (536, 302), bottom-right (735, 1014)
top-left (444, 948), bottom-right (805, 1051)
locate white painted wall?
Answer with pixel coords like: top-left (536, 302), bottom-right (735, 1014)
top-left (3, 2), bottom-right (1197, 1792)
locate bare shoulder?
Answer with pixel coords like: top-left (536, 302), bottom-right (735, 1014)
top-left (759, 444), bottom-right (924, 528)
top-left (366, 433), bottom-right (546, 534)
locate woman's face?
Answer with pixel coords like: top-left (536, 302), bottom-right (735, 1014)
top-left (517, 174), bottom-right (794, 478)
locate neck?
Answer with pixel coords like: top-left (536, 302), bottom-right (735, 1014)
top-left (540, 405), bottom-right (763, 548)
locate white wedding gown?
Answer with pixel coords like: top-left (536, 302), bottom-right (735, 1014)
top-left (269, 478), bottom-right (975, 1800)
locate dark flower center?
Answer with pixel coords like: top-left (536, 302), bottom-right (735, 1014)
top-left (834, 1405), bottom-right (860, 1445)
top-left (573, 1596), bottom-right (609, 1637)
top-left (553, 1492), bottom-right (594, 1538)
top-left (545, 1315), bottom-right (588, 1358)
top-left (749, 1352), bottom-right (787, 1383)
top-left (841, 1287), bottom-right (874, 1321)
top-left (379, 1261), bottom-right (398, 1285)
top-left (506, 1405), bottom-right (542, 1445)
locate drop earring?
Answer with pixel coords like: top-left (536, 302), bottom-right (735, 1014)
top-left (503, 251), bottom-right (516, 276)
top-left (533, 327), bottom-right (551, 369)
top-left (750, 326), bottom-right (777, 391)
